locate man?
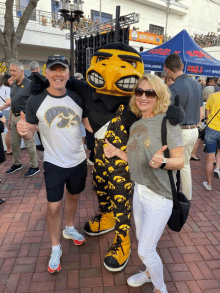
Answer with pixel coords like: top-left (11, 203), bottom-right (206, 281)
top-left (16, 55), bottom-right (91, 273)
top-left (203, 77), bottom-right (220, 102)
top-left (165, 53), bottom-right (203, 200)
top-left (6, 61), bottom-right (39, 177)
top-left (203, 93), bottom-right (220, 190)
top-left (27, 61), bottom-right (41, 81)
top-left (160, 69), bottom-right (167, 83)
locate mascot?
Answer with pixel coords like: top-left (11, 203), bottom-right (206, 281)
top-left (31, 42), bottom-right (184, 272)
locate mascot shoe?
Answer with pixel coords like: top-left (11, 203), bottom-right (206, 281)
top-left (84, 211), bottom-right (115, 236)
top-left (104, 232), bottom-right (131, 272)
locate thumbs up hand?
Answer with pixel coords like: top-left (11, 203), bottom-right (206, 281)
top-left (149, 145), bottom-right (168, 169)
top-left (104, 139), bottom-right (118, 158)
top-left (166, 95), bottom-right (185, 126)
top-left (16, 111), bottom-right (29, 136)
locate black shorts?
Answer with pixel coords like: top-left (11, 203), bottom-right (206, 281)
top-left (43, 159), bottom-right (87, 202)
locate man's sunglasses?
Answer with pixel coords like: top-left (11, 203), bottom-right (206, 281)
top-left (46, 55), bottom-right (69, 65)
top-left (134, 88), bottom-right (157, 99)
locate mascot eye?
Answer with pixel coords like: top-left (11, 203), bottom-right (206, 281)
top-left (124, 60), bottom-right (137, 68)
top-left (96, 57), bottom-right (108, 63)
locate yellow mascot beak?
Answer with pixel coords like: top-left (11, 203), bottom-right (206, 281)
top-left (87, 48), bottom-right (144, 96)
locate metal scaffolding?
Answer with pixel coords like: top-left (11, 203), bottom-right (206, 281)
top-left (66, 12), bottom-right (140, 40)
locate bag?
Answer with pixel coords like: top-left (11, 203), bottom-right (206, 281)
top-left (161, 116), bottom-right (191, 232)
top-left (199, 108), bottom-right (220, 141)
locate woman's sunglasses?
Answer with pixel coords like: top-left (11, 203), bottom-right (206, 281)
top-left (135, 88), bottom-right (157, 99)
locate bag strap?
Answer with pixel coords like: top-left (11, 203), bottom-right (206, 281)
top-left (0, 96), bottom-right (6, 103)
top-left (161, 116), bottom-right (179, 202)
top-left (206, 108), bottom-right (220, 127)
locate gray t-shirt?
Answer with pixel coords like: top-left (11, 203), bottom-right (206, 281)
top-left (127, 114), bottom-right (183, 200)
top-left (10, 77), bottom-right (31, 113)
top-left (169, 74), bottom-right (203, 126)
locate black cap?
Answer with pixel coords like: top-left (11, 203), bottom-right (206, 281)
top-left (46, 55), bottom-right (69, 69)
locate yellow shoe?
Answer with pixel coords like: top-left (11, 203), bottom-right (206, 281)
top-left (103, 233), bottom-right (131, 272)
top-left (84, 211), bottom-right (115, 236)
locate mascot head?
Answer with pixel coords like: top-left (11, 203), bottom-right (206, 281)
top-left (86, 42), bottom-right (144, 96)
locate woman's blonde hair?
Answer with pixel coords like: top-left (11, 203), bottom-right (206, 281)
top-left (129, 74), bottom-right (171, 118)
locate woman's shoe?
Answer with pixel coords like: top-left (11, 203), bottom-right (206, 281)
top-left (127, 271), bottom-right (151, 287)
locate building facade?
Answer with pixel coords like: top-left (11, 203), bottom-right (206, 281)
top-left (1, 0), bottom-right (220, 75)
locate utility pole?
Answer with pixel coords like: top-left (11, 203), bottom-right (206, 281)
top-left (165, 0), bottom-right (171, 42)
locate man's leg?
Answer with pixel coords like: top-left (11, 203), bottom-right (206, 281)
top-left (10, 116), bottom-right (21, 166)
top-left (62, 160), bottom-right (87, 245)
top-left (47, 201), bottom-right (62, 246)
top-left (23, 137), bottom-right (38, 168)
top-left (180, 128), bottom-right (198, 200)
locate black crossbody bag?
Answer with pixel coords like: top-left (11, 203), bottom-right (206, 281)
top-left (198, 108), bottom-right (220, 140)
top-left (161, 116), bottom-right (191, 232)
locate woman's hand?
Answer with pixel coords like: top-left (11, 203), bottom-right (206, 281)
top-left (0, 115), bottom-right (6, 126)
top-left (104, 139), bottom-right (118, 158)
top-left (149, 145), bottom-right (168, 169)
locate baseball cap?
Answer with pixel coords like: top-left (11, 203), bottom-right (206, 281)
top-left (46, 55), bottom-right (69, 69)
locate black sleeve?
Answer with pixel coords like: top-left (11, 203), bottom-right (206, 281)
top-left (26, 90), bottom-right (47, 125)
top-left (67, 89), bottom-right (87, 118)
top-left (66, 77), bottom-right (90, 103)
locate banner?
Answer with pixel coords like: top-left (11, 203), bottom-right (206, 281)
top-left (0, 62), bottom-right (7, 74)
top-left (129, 30), bottom-right (163, 45)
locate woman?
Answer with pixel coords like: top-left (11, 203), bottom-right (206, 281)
top-left (104, 74), bottom-right (184, 293)
top-left (0, 73), bottom-right (13, 154)
top-left (164, 76), bottom-right (174, 87)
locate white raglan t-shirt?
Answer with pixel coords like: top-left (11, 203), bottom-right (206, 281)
top-left (26, 89), bottom-right (86, 168)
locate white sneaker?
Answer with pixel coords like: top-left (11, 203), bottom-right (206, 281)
top-left (63, 227), bottom-right (86, 245)
top-left (214, 169), bottom-right (220, 179)
top-left (127, 271), bottom-right (151, 287)
top-left (203, 181), bottom-right (212, 191)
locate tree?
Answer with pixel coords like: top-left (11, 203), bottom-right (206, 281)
top-left (0, 0), bottom-right (40, 70)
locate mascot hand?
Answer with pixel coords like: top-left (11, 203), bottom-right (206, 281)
top-left (30, 73), bottom-right (49, 95)
top-left (166, 95), bottom-right (185, 126)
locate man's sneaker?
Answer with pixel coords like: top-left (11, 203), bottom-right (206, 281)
top-left (6, 165), bottom-right (22, 174)
top-left (127, 271), bottom-right (151, 287)
top-left (63, 227), bottom-right (86, 245)
top-left (48, 246), bottom-right (62, 274)
top-left (84, 211), bottom-right (115, 236)
top-left (214, 169), bottom-right (220, 179)
top-left (104, 233), bottom-right (131, 272)
top-left (87, 159), bottom-right (94, 165)
top-left (203, 181), bottom-right (212, 191)
top-left (24, 167), bottom-right (40, 177)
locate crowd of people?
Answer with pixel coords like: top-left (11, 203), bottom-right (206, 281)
top-left (193, 32), bottom-right (219, 48)
top-left (0, 47), bottom-right (220, 293)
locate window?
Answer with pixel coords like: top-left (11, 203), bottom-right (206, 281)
top-left (149, 24), bottom-right (164, 36)
top-left (91, 10), bottom-right (112, 23)
top-left (15, 0), bottom-right (36, 20)
top-left (51, 0), bottom-right (59, 19)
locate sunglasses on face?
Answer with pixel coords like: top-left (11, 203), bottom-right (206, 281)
top-left (46, 55), bottom-right (69, 65)
top-left (134, 88), bottom-right (157, 99)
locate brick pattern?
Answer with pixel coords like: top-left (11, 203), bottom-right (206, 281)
top-left (0, 144), bottom-right (220, 292)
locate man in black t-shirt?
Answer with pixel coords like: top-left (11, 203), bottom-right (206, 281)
top-left (16, 55), bottom-right (92, 274)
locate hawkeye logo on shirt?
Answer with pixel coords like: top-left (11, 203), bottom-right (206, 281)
top-left (44, 106), bottom-right (80, 128)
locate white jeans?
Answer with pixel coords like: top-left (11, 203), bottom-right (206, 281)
top-left (133, 183), bottom-right (173, 293)
top-left (181, 128), bottom-right (198, 200)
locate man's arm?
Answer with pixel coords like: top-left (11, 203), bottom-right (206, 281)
top-left (0, 98), bottom-right (11, 111)
top-left (82, 117), bottom-right (93, 133)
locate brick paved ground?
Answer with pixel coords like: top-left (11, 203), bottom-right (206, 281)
top-left (0, 141), bottom-right (220, 293)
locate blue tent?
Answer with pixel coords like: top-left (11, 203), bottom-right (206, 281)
top-left (140, 29), bottom-right (220, 77)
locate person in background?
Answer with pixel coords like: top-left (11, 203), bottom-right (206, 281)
top-left (6, 61), bottom-right (39, 177)
top-left (27, 61), bottom-right (41, 81)
top-left (160, 70), bottom-right (167, 83)
top-left (164, 76), bottom-right (174, 87)
top-left (203, 77), bottom-right (220, 102)
top-left (0, 73), bottom-right (14, 154)
top-left (165, 53), bottom-right (203, 201)
top-left (139, 46), bottom-right (144, 53)
top-left (104, 74), bottom-right (184, 293)
top-left (203, 92), bottom-right (220, 190)
top-left (28, 61), bottom-right (45, 151)
top-left (0, 114), bottom-right (6, 204)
